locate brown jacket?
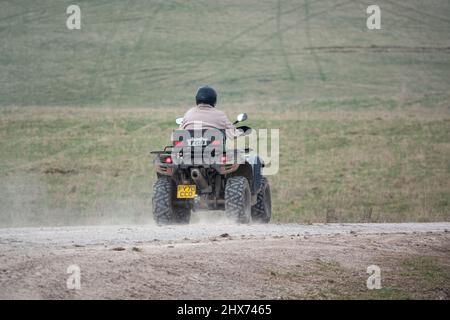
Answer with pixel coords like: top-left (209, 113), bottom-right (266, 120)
top-left (180, 104), bottom-right (243, 138)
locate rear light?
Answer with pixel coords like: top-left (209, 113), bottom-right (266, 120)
top-left (164, 156), bottom-right (173, 164)
top-left (220, 155), bottom-right (227, 164)
top-left (174, 141), bottom-right (183, 146)
top-left (211, 140), bottom-right (221, 145)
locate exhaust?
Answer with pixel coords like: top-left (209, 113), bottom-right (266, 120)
top-left (191, 168), bottom-right (209, 191)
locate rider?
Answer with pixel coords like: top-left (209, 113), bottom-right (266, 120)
top-left (179, 85), bottom-right (262, 185)
top-left (179, 85), bottom-right (244, 139)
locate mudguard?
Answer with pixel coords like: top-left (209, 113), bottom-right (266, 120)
top-left (246, 155), bottom-right (264, 195)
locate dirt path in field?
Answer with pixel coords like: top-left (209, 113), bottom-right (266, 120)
top-left (0, 223), bottom-right (449, 299)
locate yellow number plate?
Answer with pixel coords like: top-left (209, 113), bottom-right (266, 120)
top-left (177, 185), bottom-right (196, 199)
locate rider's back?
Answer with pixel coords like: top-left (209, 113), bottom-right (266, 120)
top-left (180, 103), bottom-right (242, 138)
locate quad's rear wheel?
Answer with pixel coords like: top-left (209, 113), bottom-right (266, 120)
top-left (225, 176), bottom-right (251, 224)
top-left (174, 206), bottom-right (191, 224)
top-left (251, 177), bottom-right (271, 223)
top-left (152, 177), bottom-right (191, 225)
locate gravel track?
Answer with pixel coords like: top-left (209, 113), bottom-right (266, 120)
top-left (0, 222), bottom-right (448, 248)
top-left (1, 222), bottom-right (449, 299)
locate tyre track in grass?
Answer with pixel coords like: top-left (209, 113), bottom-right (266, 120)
top-left (140, 0), bottom-right (321, 88)
top-left (303, 0), bottom-right (326, 82)
top-left (276, 0), bottom-right (296, 81)
top-left (116, 0), bottom-right (163, 105)
top-left (172, 0), bottom-right (353, 89)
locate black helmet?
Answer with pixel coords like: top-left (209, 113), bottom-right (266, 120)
top-left (195, 85), bottom-right (217, 107)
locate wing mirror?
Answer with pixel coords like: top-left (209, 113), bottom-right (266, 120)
top-left (237, 125), bottom-right (252, 136)
top-left (233, 113), bottom-right (248, 125)
top-left (175, 117), bottom-right (184, 125)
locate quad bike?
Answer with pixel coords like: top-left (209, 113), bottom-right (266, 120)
top-left (151, 113), bottom-right (272, 225)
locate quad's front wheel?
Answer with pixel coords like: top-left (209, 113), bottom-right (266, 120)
top-left (152, 178), bottom-right (191, 225)
top-left (251, 177), bottom-right (271, 223)
top-left (225, 176), bottom-right (251, 223)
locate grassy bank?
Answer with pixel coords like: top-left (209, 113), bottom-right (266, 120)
top-left (1, 0), bottom-right (450, 107)
top-left (1, 104), bottom-right (449, 226)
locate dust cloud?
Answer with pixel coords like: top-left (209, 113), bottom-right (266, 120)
top-left (0, 173), bottom-right (151, 228)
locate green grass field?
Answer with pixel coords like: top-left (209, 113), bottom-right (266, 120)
top-left (1, 0), bottom-right (449, 226)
